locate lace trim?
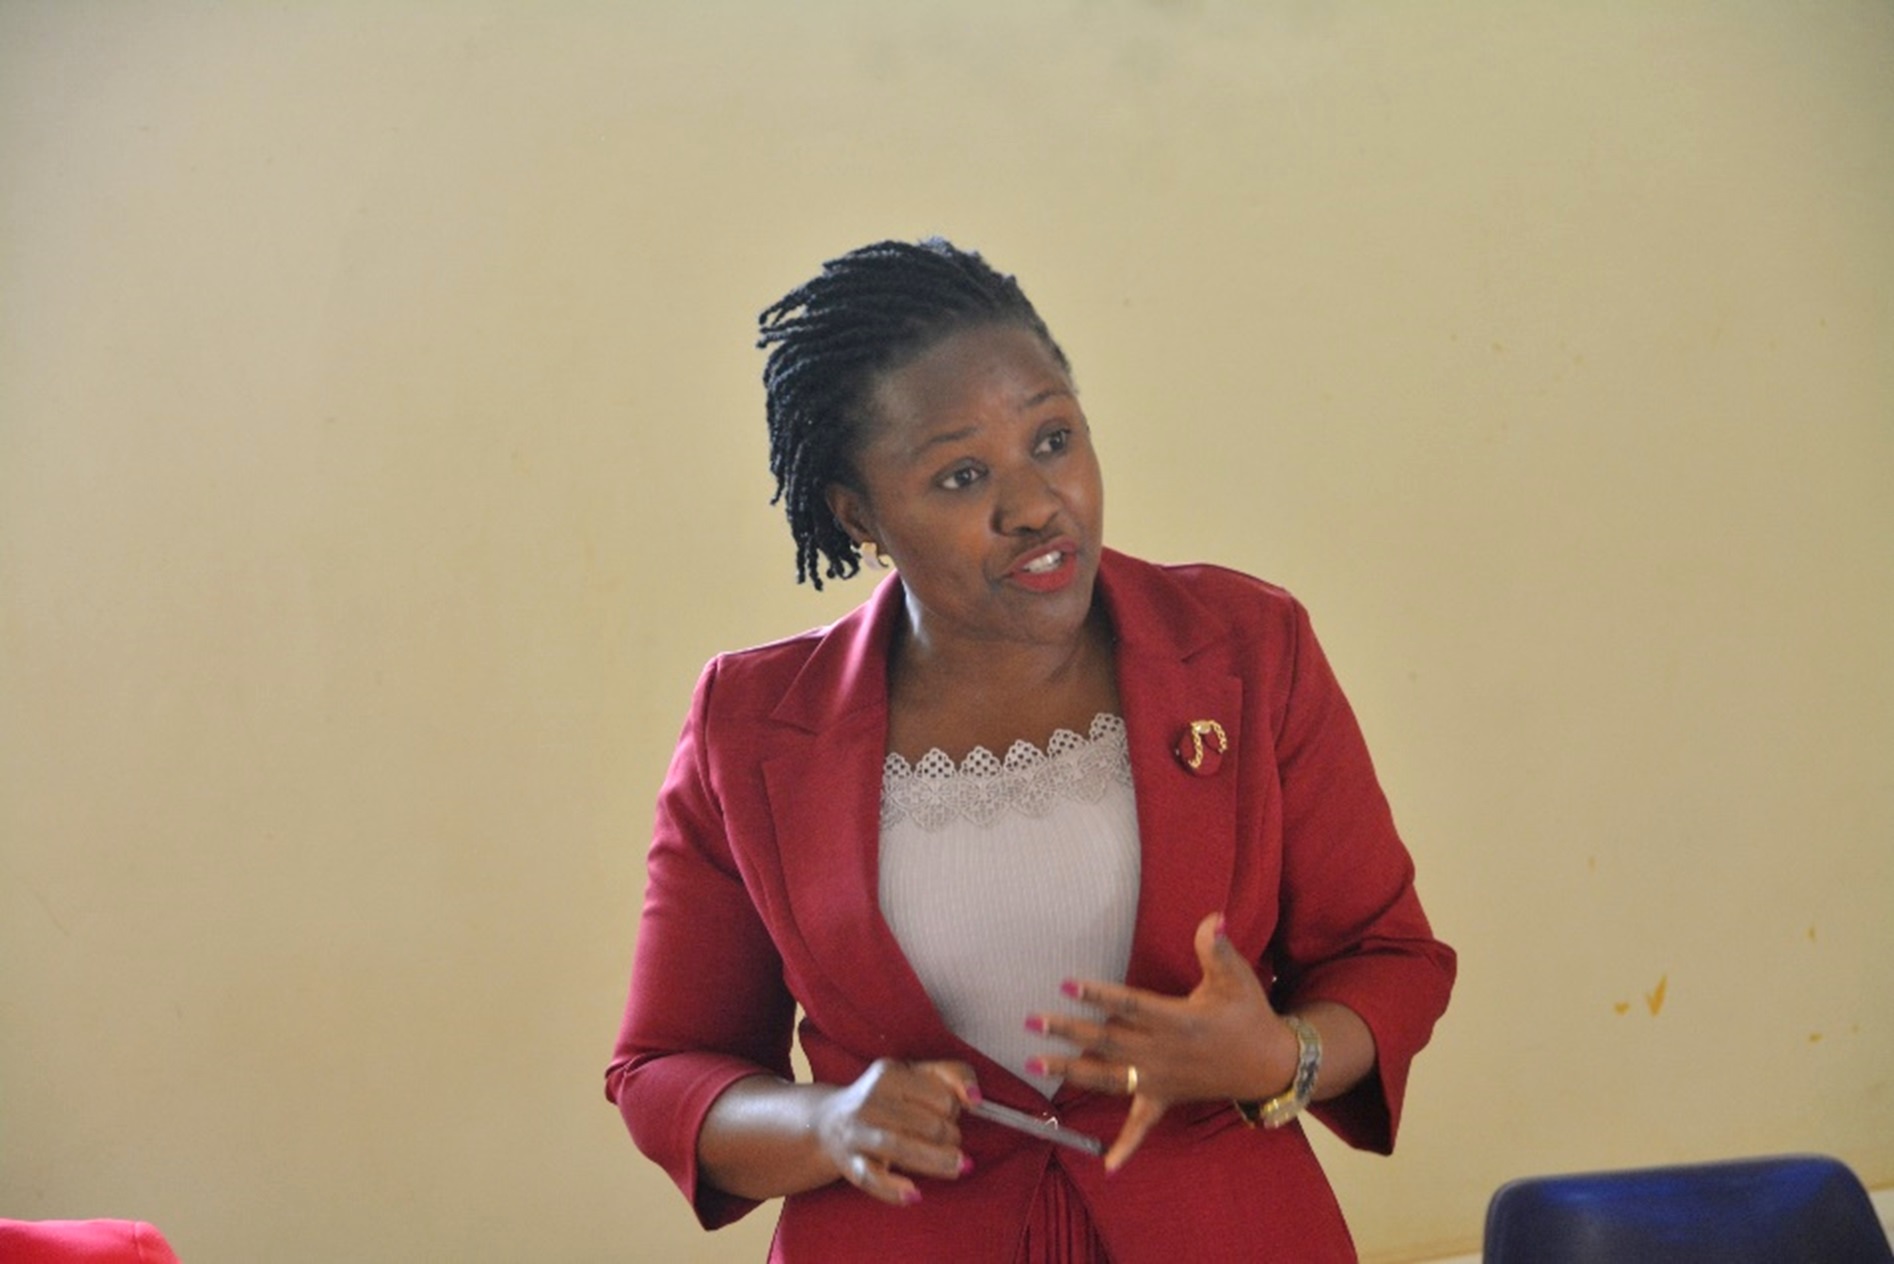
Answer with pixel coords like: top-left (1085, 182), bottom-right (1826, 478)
top-left (881, 713), bottom-right (1131, 831)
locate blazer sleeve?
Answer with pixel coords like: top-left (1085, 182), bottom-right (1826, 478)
top-left (604, 658), bottom-right (799, 1229)
top-left (1265, 598), bottom-right (1456, 1154)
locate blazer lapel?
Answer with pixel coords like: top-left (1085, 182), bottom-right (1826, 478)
top-left (1099, 552), bottom-right (1245, 994)
top-left (760, 577), bottom-right (969, 1058)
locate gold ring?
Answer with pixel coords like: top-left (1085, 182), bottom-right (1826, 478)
top-left (1124, 1064), bottom-right (1140, 1096)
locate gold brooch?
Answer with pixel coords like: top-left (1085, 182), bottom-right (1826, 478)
top-left (1174, 719), bottom-right (1229, 776)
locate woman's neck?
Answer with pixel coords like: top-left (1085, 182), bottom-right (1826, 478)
top-left (883, 604), bottom-right (1120, 762)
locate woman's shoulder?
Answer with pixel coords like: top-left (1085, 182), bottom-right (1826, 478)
top-left (697, 623), bottom-right (831, 695)
top-left (1102, 550), bottom-right (1309, 642)
top-left (1152, 556), bottom-right (1296, 602)
top-left (688, 585), bottom-right (889, 722)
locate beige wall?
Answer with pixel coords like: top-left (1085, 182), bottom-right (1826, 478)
top-left (3, 3), bottom-right (1889, 1261)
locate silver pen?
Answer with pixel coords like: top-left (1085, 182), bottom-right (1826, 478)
top-left (966, 1099), bottom-right (1104, 1157)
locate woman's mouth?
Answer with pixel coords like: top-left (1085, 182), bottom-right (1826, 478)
top-left (1007, 544), bottom-right (1081, 592)
top-left (1020, 550), bottom-right (1065, 575)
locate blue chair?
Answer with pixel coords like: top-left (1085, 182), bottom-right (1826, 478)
top-left (1484, 1153), bottom-right (1893, 1263)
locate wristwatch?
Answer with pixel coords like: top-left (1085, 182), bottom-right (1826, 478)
top-left (1235, 1013), bottom-right (1322, 1129)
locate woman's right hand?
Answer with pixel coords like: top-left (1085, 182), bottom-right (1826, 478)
top-left (814, 1059), bottom-right (979, 1206)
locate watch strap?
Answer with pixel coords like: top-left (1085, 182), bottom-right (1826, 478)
top-left (1234, 1013), bottom-right (1321, 1129)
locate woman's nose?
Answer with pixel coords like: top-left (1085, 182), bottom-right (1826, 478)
top-left (991, 465), bottom-right (1059, 535)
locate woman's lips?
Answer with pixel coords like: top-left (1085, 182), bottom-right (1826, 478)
top-left (1005, 544), bottom-right (1081, 593)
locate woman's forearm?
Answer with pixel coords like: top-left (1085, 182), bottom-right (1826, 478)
top-left (697, 1075), bottom-right (844, 1201)
top-left (1292, 1000), bottom-right (1377, 1104)
top-left (698, 1060), bottom-right (975, 1207)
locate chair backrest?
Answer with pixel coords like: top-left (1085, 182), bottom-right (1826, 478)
top-left (1484, 1153), bottom-right (1893, 1264)
top-left (0, 1219), bottom-right (181, 1263)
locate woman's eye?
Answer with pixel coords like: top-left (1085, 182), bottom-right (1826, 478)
top-left (937, 466), bottom-right (983, 491)
top-left (1035, 428), bottom-right (1072, 456)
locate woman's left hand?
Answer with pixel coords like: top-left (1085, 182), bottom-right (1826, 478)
top-left (1027, 912), bottom-right (1298, 1173)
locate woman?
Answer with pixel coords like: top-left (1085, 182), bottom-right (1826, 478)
top-left (605, 239), bottom-right (1454, 1262)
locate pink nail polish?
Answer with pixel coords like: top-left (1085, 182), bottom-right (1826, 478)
top-left (1024, 1056), bottom-right (1048, 1076)
top-left (1024, 1015), bottom-right (1047, 1034)
top-left (900, 1187), bottom-right (923, 1206)
top-left (1059, 979), bottom-right (1081, 999)
top-left (1215, 913), bottom-right (1229, 939)
top-left (965, 1083), bottom-right (984, 1106)
top-left (957, 1153), bottom-right (975, 1176)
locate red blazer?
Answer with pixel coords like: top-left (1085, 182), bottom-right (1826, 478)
top-left (607, 551), bottom-right (1455, 1262)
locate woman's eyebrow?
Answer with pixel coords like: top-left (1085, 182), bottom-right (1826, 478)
top-left (907, 389), bottom-right (1076, 458)
top-left (909, 425), bottom-right (979, 457)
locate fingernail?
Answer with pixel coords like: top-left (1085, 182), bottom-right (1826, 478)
top-left (957, 1153), bottom-right (974, 1176)
top-left (1059, 979), bottom-right (1081, 999)
top-left (1024, 1056), bottom-right (1049, 1076)
top-left (965, 1083), bottom-right (984, 1106)
top-left (1024, 1014), bottom-right (1047, 1034)
top-left (900, 1187), bottom-right (923, 1206)
top-left (1215, 913), bottom-right (1229, 940)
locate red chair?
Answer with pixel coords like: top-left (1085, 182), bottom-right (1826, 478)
top-left (0, 1219), bottom-right (181, 1263)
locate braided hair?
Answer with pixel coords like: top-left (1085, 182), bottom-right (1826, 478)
top-left (758, 238), bottom-right (1070, 588)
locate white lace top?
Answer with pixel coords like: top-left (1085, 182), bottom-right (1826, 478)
top-left (878, 714), bottom-right (1141, 1090)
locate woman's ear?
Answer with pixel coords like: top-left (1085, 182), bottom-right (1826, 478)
top-left (825, 482), bottom-right (875, 550)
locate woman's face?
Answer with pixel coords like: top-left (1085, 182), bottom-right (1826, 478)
top-left (826, 322), bottom-right (1105, 657)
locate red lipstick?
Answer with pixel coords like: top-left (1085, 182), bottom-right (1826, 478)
top-left (1005, 541), bottom-right (1080, 593)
